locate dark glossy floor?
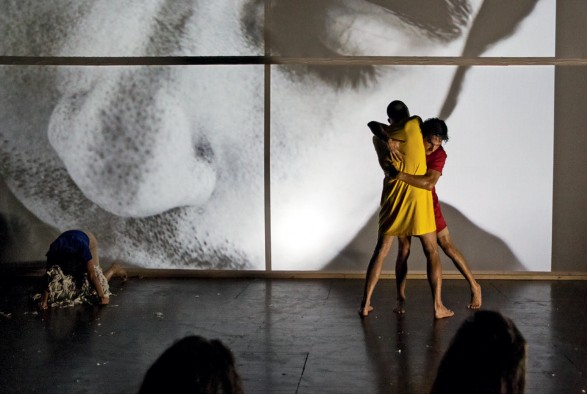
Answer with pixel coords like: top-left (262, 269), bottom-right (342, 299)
top-left (1, 276), bottom-right (586, 393)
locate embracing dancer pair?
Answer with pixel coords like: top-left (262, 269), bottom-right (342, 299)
top-left (359, 100), bottom-right (481, 319)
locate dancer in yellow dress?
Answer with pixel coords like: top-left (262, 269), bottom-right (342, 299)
top-left (359, 100), bottom-right (453, 319)
top-left (393, 118), bottom-right (482, 313)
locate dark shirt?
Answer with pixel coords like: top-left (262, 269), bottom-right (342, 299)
top-left (46, 230), bottom-right (92, 283)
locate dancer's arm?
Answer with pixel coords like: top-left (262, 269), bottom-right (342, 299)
top-left (87, 260), bottom-right (109, 304)
top-left (386, 138), bottom-right (404, 163)
top-left (369, 121), bottom-right (405, 162)
top-left (39, 288), bottom-right (49, 310)
top-left (36, 272), bottom-right (50, 310)
top-left (396, 169), bottom-right (441, 191)
top-left (367, 121), bottom-right (388, 140)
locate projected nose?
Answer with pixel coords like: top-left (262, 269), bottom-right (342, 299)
top-left (47, 69), bottom-right (217, 218)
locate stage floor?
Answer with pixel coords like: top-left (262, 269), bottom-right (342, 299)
top-left (1, 276), bottom-right (586, 393)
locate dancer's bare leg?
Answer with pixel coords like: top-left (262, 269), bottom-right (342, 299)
top-left (360, 235), bottom-right (394, 317)
top-left (103, 262), bottom-right (128, 282)
top-left (437, 228), bottom-right (482, 309)
top-left (418, 232), bottom-right (454, 319)
top-left (84, 230), bottom-right (100, 268)
top-left (393, 236), bottom-right (411, 314)
top-left (84, 230), bottom-right (127, 282)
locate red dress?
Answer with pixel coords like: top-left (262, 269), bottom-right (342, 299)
top-left (426, 147), bottom-right (448, 233)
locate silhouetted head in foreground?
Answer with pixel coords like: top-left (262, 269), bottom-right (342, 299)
top-left (139, 335), bottom-right (244, 394)
top-left (430, 310), bottom-right (527, 394)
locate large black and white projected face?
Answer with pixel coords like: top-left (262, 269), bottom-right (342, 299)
top-left (0, 0), bottom-right (555, 271)
top-left (0, 1), bottom-right (265, 269)
top-left (266, 0), bottom-right (555, 271)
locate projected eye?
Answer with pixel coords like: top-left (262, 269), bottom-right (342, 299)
top-left (245, 0), bottom-right (471, 88)
top-left (321, 1), bottom-right (439, 57)
top-left (265, 0), bottom-right (374, 87)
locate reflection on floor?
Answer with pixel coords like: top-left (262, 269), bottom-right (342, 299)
top-left (0, 276), bottom-right (586, 393)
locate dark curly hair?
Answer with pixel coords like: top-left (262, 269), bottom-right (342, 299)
top-left (422, 118), bottom-right (449, 142)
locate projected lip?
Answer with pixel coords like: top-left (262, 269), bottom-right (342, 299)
top-left (48, 69), bottom-right (217, 218)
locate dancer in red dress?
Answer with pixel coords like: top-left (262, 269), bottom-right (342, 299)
top-left (391, 118), bottom-right (482, 314)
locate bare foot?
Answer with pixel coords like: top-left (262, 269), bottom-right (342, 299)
top-left (359, 305), bottom-right (374, 317)
top-left (112, 263), bottom-right (128, 282)
top-left (434, 305), bottom-right (454, 320)
top-left (393, 300), bottom-right (405, 315)
top-left (467, 284), bottom-right (482, 309)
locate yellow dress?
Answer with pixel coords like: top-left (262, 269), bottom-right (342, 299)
top-left (373, 117), bottom-right (435, 236)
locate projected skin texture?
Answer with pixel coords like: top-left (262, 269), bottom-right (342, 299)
top-left (0, 0), bottom-right (553, 270)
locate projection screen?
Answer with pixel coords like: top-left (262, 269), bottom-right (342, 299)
top-left (0, 0), bottom-right (556, 272)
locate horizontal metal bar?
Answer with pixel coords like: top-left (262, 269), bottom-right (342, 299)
top-left (1, 56), bottom-right (586, 66)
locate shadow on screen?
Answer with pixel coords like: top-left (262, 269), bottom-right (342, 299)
top-left (324, 201), bottom-right (524, 273)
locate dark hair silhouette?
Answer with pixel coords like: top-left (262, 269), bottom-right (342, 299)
top-left (386, 100), bottom-right (411, 124)
top-left (139, 335), bottom-right (244, 394)
top-left (430, 310), bottom-right (527, 394)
